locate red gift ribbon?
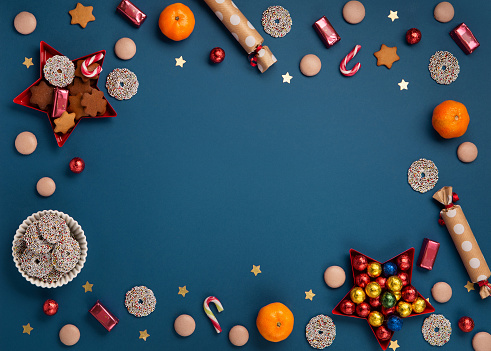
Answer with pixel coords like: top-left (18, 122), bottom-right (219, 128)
top-left (438, 192), bottom-right (459, 225)
top-left (248, 45), bottom-right (263, 67)
top-left (478, 280), bottom-right (491, 289)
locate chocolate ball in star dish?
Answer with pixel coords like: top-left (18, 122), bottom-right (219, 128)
top-left (396, 301), bottom-right (412, 318)
top-left (367, 262), bottom-right (382, 278)
top-left (387, 276), bottom-right (403, 292)
top-left (353, 255), bottom-right (368, 271)
top-left (369, 296), bottom-right (382, 308)
top-left (340, 299), bottom-right (356, 315)
top-left (350, 287), bottom-right (366, 304)
top-left (355, 273), bottom-right (371, 288)
top-left (401, 286), bottom-right (417, 303)
top-left (365, 282), bottom-right (382, 298)
top-left (387, 315), bottom-right (403, 332)
top-left (381, 292), bottom-right (397, 308)
top-left (381, 306), bottom-right (396, 316)
top-left (397, 254), bottom-right (411, 271)
top-left (376, 325), bottom-right (391, 341)
top-left (397, 272), bottom-right (409, 287)
top-left (383, 262), bottom-right (398, 277)
top-left (356, 302), bottom-right (371, 318)
top-left (376, 276), bottom-right (387, 289)
top-left (411, 297), bottom-right (426, 313)
top-left (368, 311), bottom-right (384, 327)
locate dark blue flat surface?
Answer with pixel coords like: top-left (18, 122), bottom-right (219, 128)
top-left (1, 0), bottom-right (490, 350)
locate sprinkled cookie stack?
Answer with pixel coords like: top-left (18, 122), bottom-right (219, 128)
top-left (13, 213), bottom-right (81, 284)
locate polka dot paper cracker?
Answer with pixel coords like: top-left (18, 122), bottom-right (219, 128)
top-left (433, 186), bottom-right (491, 299)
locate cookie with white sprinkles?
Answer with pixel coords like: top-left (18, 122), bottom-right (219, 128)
top-left (43, 55), bottom-right (75, 88)
top-left (106, 68), bottom-right (138, 100)
top-left (38, 213), bottom-right (70, 244)
top-left (21, 249), bottom-right (53, 278)
top-left (24, 222), bottom-right (52, 254)
top-left (52, 236), bottom-right (81, 273)
top-left (306, 315), bottom-right (336, 349)
top-left (125, 286), bottom-right (157, 317)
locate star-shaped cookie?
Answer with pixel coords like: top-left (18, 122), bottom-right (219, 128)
top-left (68, 93), bottom-right (86, 120)
top-left (374, 44), bottom-right (400, 69)
top-left (69, 3), bottom-right (95, 28)
top-left (29, 80), bottom-right (53, 110)
top-left (69, 77), bottom-right (92, 96)
top-left (54, 111), bottom-right (76, 134)
top-left (81, 89), bottom-right (107, 117)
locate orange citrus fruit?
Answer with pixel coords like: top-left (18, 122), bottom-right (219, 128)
top-left (256, 302), bottom-right (294, 342)
top-left (158, 3), bottom-right (195, 41)
top-left (432, 100), bottom-right (469, 139)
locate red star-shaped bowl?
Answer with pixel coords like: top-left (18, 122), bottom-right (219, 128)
top-left (332, 248), bottom-right (435, 350)
top-left (13, 41), bottom-right (116, 147)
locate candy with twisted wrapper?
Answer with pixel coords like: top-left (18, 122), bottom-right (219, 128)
top-left (433, 186), bottom-right (491, 299)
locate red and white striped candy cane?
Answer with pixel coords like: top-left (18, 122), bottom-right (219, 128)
top-left (203, 296), bottom-right (224, 333)
top-left (81, 53), bottom-right (104, 78)
top-left (340, 45), bottom-right (361, 77)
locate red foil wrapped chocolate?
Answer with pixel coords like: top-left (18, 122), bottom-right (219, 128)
top-left (313, 16), bottom-right (340, 48)
top-left (117, 0), bottom-right (147, 27)
top-left (450, 23), bottom-right (480, 54)
top-left (417, 238), bottom-right (440, 270)
top-left (89, 300), bottom-right (119, 331)
top-left (51, 88), bottom-right (68, 118)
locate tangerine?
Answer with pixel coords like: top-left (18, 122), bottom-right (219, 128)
top-left (432, 100), bottom-right (469, 139)
top-left (256, 302), bottom-right (294, 342)
top-left (159, 3), bottom-right (195, 41)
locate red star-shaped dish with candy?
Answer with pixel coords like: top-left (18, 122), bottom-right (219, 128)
top-left (332, 248), bottom-right (435, 350)
top-left (14, 41), bottom-right (116, 147)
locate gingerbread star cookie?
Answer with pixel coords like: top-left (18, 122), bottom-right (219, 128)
top-left (374, 44), bottom-right (400, 69)
top-left (69, 3), bottom-right (95, 28)
top-left (67, 93), bottom-right (86, 120)
top-left (53, 111), bottom-right (76, 134)
top-left (30, 81), bottom-right (53, 110)
top-left (81, 89), bottom-right (107, 117)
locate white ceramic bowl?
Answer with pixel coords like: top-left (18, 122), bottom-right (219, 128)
top-left (12, 210), bottom-right (87, 288)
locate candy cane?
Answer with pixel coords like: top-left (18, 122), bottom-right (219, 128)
top-left (340, 45), bottom-right (361, 77)
top-left (81, 53), bottom-right (104, 78)
top-left (203, 296), bottom-right (224, 333)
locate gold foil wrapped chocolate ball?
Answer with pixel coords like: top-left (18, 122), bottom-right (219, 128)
top-left (396, 301), bottom-right (412, 318)
top-left (368, 311), bottom-right (384, 327)
top-left (387, 276), bottom-right (403, 292)
top-left (412, 297), bottom-right (427, 313)
top-left (367, 262), bottom-right (382, 278)
top-left (365, 282), bottom-right (382, 298)
top-left (350, 287), bottom-right (366, 304)
top-left (393, 291), bottom-right (402, 301)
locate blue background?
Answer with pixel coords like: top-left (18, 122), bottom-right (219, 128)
top-left (1, 0), bottom-right (490, 350)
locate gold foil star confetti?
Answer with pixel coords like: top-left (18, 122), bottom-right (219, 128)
top-left (398, 79), bottom-right (409, 90)
top-left (389, 340), bottom-right (400, 351)
top-left (23, 323), bottom-right (33, 335)
top-left (465, 281), bottom-right (475, 292)
top-left (388, 10), bottom-right (399, 22)
top-left (82, 281), bottom-right (93, 292)
top-left (178, 286), bottom-right (189, 297)
top-left (23, 57), bottom-right (33, 68)
top-left (305, 289), bottom-right (316, 301)
top-left (282, 72), bottom-right (293, 83)
top-left (175, 56), bottom-right (186, 67)
top-left (251, 265), bottom-right (261, 276)
top-left (139, 330), bottom-right (150, 341)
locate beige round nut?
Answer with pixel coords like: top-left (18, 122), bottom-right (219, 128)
top-left (114, 38), bottom-right (136, 60)
top-left (15, 131), bottom-right (37, 155)
top-left (472, 332), bottom-right (491, 351)
top-left (14, 11), bottom-right (37, 35)
top-left (431, 281), bottom-right (452, 303)
top-left (59, 324), bottom-right (80, 346)
top-left (343, 1), bottom-right (366, 24)
top-left (457, 142), bottom-right (478, 163)
top-left (299, 54), bottom-right (321, 77)
top-left (37, 177), bottom-right (56, 197)
top-left (434, 2), bottom-right (454, 23)
top-left (229, 325), bottom-right (249, 347)
top-left (174, 314), bottom-right (195, 337)
top-left (324, 265), bottom-right (346, 288)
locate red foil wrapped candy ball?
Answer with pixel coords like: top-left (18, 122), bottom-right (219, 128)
top-left (402, 286), bottom-right (417, 303)
top-left (340, 299), bottom-right (356, 315)
top-left (43, 299), bottom-right (59, 316)
top-left (376, 325), bottom-right (392, 341)
top-left (353, 255), bottom-right (368, 271)
top-left (210, 47), bottom-right (225, 63)
top-left (355, 273), bottom-right (371, 288)
top-left (397, 254), bottom-right (411, 271)
top-left (356, 302), bottom-right (371, 318)
top-left (458, 316), bottom-right (474, 332)
top-left (398, 272), bottom-right (409, 287)
top-left (406, 28), bottom-right (422, 45)
top-left (376, 276), bottom-right (387, 289)
top-left (69, 157), bottom-right (85, 173)
top-left (369, 296), bottom-right (382, 308)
